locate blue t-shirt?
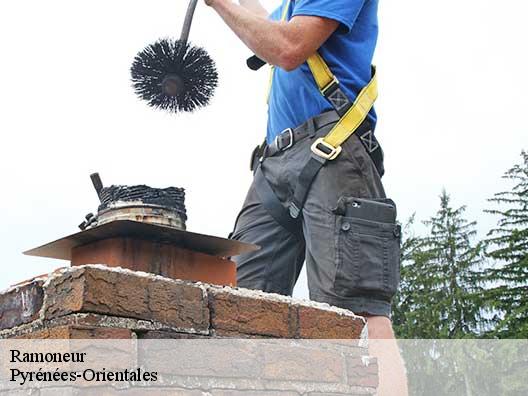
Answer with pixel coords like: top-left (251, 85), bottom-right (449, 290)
top-left (267, 0), bottom-right (379, 143)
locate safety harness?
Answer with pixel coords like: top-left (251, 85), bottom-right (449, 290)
top-left (249, 0), bottom-right (383, 233)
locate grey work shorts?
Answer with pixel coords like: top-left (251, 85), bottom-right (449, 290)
top-left (231, 119), bottom-right (401, 318)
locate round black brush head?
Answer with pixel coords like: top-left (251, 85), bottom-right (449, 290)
top-left (131, 38), bottom-right (218, 113)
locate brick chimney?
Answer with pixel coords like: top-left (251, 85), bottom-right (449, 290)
top-left (0, 265), bottom-right (366, 340)
top-left (0, 266), bottom-right (379, 394)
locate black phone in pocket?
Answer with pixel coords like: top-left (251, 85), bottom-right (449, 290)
top-left (344, 197), bottom-right (397, 224)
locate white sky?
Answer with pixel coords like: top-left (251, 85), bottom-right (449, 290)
top-left (0, 0), bottom-right (526, 297)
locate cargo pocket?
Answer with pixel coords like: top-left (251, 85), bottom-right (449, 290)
top-left (334, 216), bottom-right (401, 301)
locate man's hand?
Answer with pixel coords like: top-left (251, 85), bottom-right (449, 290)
top-left (207, 0), bottom-right (339, 71)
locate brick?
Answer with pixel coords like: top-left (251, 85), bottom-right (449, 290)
top-left (261, 344), bottom-right (345, 383)
top-left (123, 389), bottom-right (204, 396)
top-left (56, 313), bottom-right (172, 333)
top-left (0, 280), bottom-right (44, 330)
top-left (0, 390), bottom-right (35, 396)
top-left (139, 340), bottom-right (260, 378)
top-left (352, 373), bottom-right (378, 389)
top-left (297, 306), bottom-right (365, 339)
top-left (69, 327), bottom-right (133, 339)
top-left (123, 390), bottom-right (204, 396)
top-left (209, 289), bottom-right (296, 337)
top-left (211, 330), bottom-right (270, 339)
top-left (308, 393), bottom-right (372, 396)
top-left (15, 325), bottom-right (133, 339)
top-left (212, 392), bottom-right (299, 396)
top-left (15, 325), bottom-right (71, 339)
top-left (39, 387), bottom-right (83, 396)
top-left (43, 267), bottom-right (209, 332)
top-left (39, 388), bottom-right (205, 396)
top-left (136, 331), bottom-right (209, 339)
top-left (346, 357), bottom-right (379, 388)
top-left (0, 312), bottom-right (211, 340)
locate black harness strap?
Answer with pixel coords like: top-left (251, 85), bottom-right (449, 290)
top-left (289, 154), bottom-right (326, 219)
top-left (254, 166), bottom-right (301, 235)
top-left (288, 119), bottom-right (376, 219)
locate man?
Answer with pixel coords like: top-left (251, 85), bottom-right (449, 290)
top-left (206, 0), bottom-right (406, 393)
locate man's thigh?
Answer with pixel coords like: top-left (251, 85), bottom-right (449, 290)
top-left (230, 175), bottom-right (305, 296)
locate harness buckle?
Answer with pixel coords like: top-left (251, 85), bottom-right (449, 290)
top-left (289, 202), bottom-right (301, 219)
top-left (275, 128), bottom-right (294, 151)
top-left (311, 138), bottom-right (342, 161)
top-left (250, 140), bottom-right (267, 171)
top-left (320, 76), bottom-right (340, 95)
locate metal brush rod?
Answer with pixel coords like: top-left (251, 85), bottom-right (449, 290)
top-left (90, 173), bottom-right (104, 202)
top-left (180, 0), bottom-right (199, 44)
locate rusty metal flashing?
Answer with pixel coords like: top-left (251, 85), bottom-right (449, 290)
top-left (24, 220), bottom-right (259, 260)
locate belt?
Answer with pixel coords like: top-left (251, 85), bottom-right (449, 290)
top-left (265, 111), bottom-right (341, 159)
top-left (250, 111), bottom-right (382, 177)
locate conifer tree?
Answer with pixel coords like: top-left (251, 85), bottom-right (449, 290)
top-left (393, 216), bottom-right (440, 338)
top-left (484, 151), bottom-right (528, 338)
top-left (393, 191), bottom-right (486, 338)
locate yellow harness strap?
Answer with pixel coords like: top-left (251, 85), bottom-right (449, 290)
top-left (306, 53), bottom-right (378, 159)
top-left (326, 70), bottom-right (377, 149)
top-left (306, 53), bottom-right (336, 95)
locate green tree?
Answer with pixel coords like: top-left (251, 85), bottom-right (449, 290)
top-left (484, 151), bottom-right (528, 338)
top-left (393, 191), bottom-right (487, 338)
top-left (393, 216), bottom-right (441, 338)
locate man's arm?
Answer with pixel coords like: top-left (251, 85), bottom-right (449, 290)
top-left (239, 0), bottom-right (268, 17)
top-left (205, 0), bottom-right (339, 71)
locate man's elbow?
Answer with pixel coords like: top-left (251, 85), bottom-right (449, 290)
top-left (276, 46), bottom-right (307, 72)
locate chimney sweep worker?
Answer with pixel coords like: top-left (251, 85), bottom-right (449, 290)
top-left (205, 1), bottom-right (407, 393)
